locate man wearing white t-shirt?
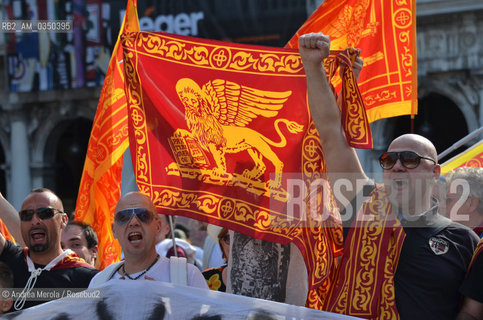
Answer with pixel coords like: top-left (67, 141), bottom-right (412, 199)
top-left (89, 192), bottom-right (207, 288)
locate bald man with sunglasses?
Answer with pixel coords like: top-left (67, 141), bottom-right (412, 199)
top-left (299, 33), bottom-right (479, 320)
top-left (88, 192), bottom-right (207, 288)
top-left (0, 188), bottom-right (98, 312)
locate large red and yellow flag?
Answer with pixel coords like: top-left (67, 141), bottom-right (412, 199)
top-left (75, 0), bottom-right (139, 269)
top-left (122, 31), bottom-right (346, 308)
top-left (441, 140), bottom-right (483, 174)
top-left (286, 0), bottom-right (417, 122)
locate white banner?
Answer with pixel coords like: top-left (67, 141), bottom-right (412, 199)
top-left (3, 280), bottom-right (361, 320)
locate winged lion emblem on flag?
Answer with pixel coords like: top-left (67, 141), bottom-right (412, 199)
top-left (170, 78), bottom-right (303, 193)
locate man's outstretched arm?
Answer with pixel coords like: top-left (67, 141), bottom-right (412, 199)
top-left (298, 33), bottom-right (370, 208)
top-left (0, 192), bottom-right (25, 250)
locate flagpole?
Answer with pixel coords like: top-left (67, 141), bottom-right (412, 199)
top-left (168, 216), bottom-right (178, 257)
top-left (438, 127), bottom-right (483, 159)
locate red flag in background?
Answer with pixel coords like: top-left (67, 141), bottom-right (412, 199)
top-left (75, 0), bottom-right (139, 269)
top-left (286, 0), bottom-right (418, 122)
top-left (122, 31), bottom-right (343, 308)
top-left (441, 140), bottom-right (483, 174)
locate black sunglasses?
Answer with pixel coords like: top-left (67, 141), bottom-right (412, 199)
top-left (379, 151), bottom-right (436, 170)
top-left (114, 208), bottom-right (154, 226)
top-left (19, 207), bottom-right (63, 221)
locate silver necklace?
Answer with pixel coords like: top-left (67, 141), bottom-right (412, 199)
top-left (122, 254), bottom-right (159, 280)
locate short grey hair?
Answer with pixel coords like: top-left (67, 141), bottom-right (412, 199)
top-left (446, 166), bottom-right (483, 213)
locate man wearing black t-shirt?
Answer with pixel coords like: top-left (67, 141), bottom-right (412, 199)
top-left (0, 188), bottom-right (98, 312)
top-left (299, 33), bottom-right (479, 319)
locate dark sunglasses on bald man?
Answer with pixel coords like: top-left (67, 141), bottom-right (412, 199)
top-left (379, 151), bottom-right (436, 170)
top-left (114, 208), bottom-right (154, 226)
top-left (19, 207), bottom-right (64, 221)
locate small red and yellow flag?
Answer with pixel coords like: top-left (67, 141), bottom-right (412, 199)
top-left (75, 0), bottom-right (140, 269)
top-left (441, 140), bottom-right (483, 174)
top-left (286, 0), bottom-right (418, 123)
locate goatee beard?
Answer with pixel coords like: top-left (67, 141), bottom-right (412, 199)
top-left (30, 244), bottom-right (48, 253)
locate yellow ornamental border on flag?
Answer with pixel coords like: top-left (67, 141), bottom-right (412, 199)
top-left (127, 32), bottom-right (304, 75)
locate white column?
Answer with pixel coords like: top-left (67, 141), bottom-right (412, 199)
top-left (10, 111), bottom-right (31, 210)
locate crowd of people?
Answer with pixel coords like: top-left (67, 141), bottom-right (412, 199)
top-left (0, 32), bottom-right (481, 319)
